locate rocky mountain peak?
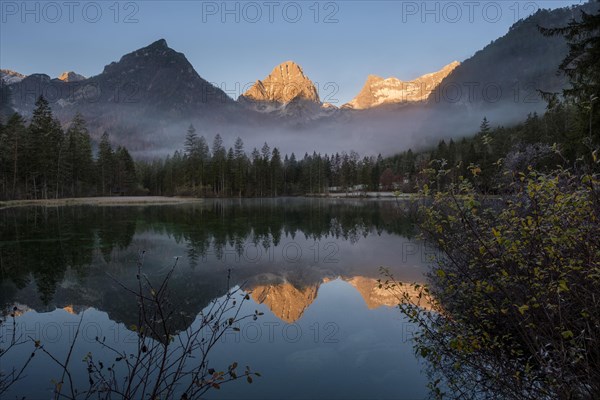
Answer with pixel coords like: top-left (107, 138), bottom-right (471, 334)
top-left (240, 60), bottom-right (320, 104)
top-left (136, 38), bottom-right (170, 54)
top-left (442, 60), bottom-right (461, 70)
top-left (58, 71), bottom-right (86, 82)
top-left (102, 39), bottom-right (185, 75)
top-left (88, 39), bottom-right (234, 110)
top-left (149, 38), bottom-right (168, 48)
top-left (251, 281), bottom-right (319, 323)
top-left (0, 69), bottom-right (27, 85)
top-left (346, 277), bottom-right (433, 310)
top-left (345, 61), bottom-right (461, 109)
top-left (366, 74), bottom-right (384, 84)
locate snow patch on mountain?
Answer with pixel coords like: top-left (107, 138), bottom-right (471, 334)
top-left (0, 69), bottom-right (26, 85)
top-left (345, 61), bottom-right (460, 109)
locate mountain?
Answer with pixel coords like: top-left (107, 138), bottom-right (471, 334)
top-left (57, 71), bottom-right (86, 82)
top-left (239, 61), bottom-right (330, 120)
top-left (3, 2), bottom-right (596, 155)
top-left (248, 276), bottom-right (428, 323)
top-left (434, 3), bottom-right (600, 110)
top-left (345, 61), bottom-right (460, 110)
top-left (8, 39), bottom-right (237, 115)
top-left (0, 69), bottom-right (26, 85)
top-left (241, 60), bottom-right (319, 104)
top-left (6, 39), bottom-right (242, 152)
top-left (87, 39), bottom-right (235, 111)
top-left (345, 277), bottom-right (432, 310)
top-left (398, 2), bottom-right (600, 148)
top-left (251, 281), bottom-right (320, 323)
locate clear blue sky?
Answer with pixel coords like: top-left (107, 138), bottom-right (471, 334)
top-left (0, 0), bottom-right (585, 104)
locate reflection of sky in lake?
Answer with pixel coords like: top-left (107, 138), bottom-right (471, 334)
top-left (2, 280), bottom-right (427, 399)
top-left (0, 200), bottom-right (434, 398)
top-left (204, 279), bottom-right (428, 399)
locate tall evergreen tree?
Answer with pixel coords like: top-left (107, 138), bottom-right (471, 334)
top-left (479, 117), bottom-right (491, 134)
top-left (212, 134), bottom-right (226, 195)
top-left (0, 113), bottom-right (26, 198)
top-left (64, 113), bottom-right (93, 196)
top-left (541, 5), bottom-right (600, 145)
top-left (28, 96), bottom-right (64, 199)
top-left (271, 147), bottom-right (283, 196)
top-left (233, 137), bottom-right (247, 197)
top-left (197, 135), bottom-right (210, 191)
top-left (97, 132), bottom-right (114, 195)
top-left (184, 124), bottom-right (199, 191)
top-left (115, 146), bottom-right (137, 195)
top-left (541, 6), bottom-right (600, 105)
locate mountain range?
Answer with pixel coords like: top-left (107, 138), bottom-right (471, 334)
top-left (6, 274), bottom-right (429, 326)
top-left (344, 61), bottom-right (461, 110)
top-left (1, 2), bottom-right (597, 156)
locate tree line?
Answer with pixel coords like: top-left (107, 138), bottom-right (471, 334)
top-left (137, 126), bottom-right (389, 197)
top-left (141, 100), bottom-right (594, 198)
top-left (0, 96), bottom-right (137, 200)
top-left (1, 95), bottom-right (593, 201)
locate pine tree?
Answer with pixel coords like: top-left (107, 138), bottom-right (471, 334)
top-left (0, 113), bottom-right (26, 198)
top-left (197, 135), bottom-right (210, 191)
top-left (115, 146), bottom-right (136, 195)
top-left (250, 148), bottom-right (261, 196)
top-left (226, 147), bottom-right (235, 196)
top-left (184, 124), bottom-right (199, 191)
top-left (28, 96), bottom-right (64, 199)
top-left (541, 6), bottom-right (600, 104)
top-left (211, 134), bottom-right (226, 195)
top-left (479, 117), bottom-right (491, 134)
top-left (258, 143), bottom-right (270, 195)
top-left (233, 137), bottom-right (246, 197)
top-left (541, 5), bottom-right (600, 142)
top-left (287, 153), bottom-right (298, 194)
top-left (97, 132), bottom-right (114, 195)
top-left (271, 147), bottom-right (283, 196)
top-left (64, 113), bottom-right (93, 196)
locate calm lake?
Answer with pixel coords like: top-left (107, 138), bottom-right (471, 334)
top-left (0, 198), bottom-right (435, 399)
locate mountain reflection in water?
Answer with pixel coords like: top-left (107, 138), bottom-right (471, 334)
top-left (0, 198), bottom-right (433, 399)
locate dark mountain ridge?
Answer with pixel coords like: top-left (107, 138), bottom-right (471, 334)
top-left (1, 3), bottom-right (596, 156)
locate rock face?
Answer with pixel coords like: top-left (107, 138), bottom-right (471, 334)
top-left (57, 71), bottom-right (86, 82)
top-left (0, 69), bottom-right (26, 85)
top-left (345, 276), bottom-right (432, 310)
top-left (6, 39), bottom-right (241, 151)
top-left (345, 61), bottom-right (460, 109)
top-left (249, 276), bottom-right (431, 323)
top-left (9, 39), bottom-right (236, 115)
top-left (241, 61), bottom-right (320, 105)
top-left (238, 61), bottom-right (331, 122)
top-left (85, 38), bottom-right (235, 110)
top-left (251, 281), bottom-right (320, 323)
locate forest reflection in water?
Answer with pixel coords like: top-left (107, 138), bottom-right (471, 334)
top-left (0, 198), bottom-right (435, 399)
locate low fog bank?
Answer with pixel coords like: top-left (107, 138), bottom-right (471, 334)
top-left (124, 101), bottom-right (548, 161)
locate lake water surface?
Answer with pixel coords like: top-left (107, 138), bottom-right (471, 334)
top-left (0, 198), bottom-right (434, 399)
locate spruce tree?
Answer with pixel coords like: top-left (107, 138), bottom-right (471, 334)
top-left (28, 96), bottom-right (64, 199)
top-left (65, 113), bottom-right (93, 196)
top-left (97, 132), bottom-right (114, 195)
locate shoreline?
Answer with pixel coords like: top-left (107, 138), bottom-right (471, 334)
top-left (305, 192), bottom-right (414, 199)
top-left (0, 196), bottom-right (205, 210)
top-left (0, 193), bottom-right (422, 210)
